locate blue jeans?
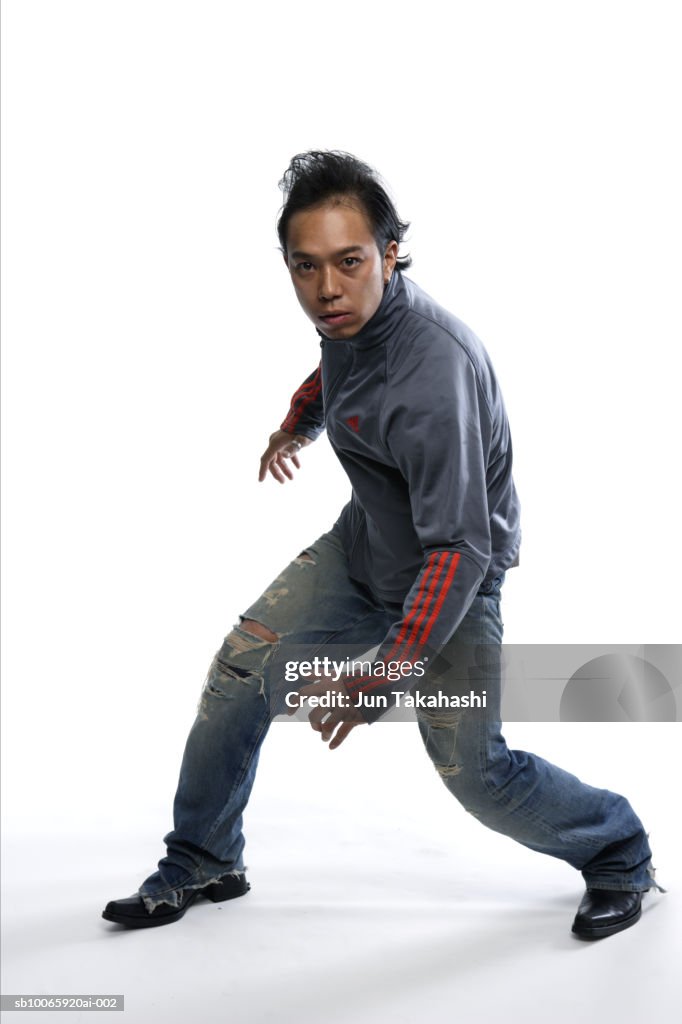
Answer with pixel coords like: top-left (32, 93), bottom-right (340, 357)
top-left (139, 526), bottom-right (656, 910)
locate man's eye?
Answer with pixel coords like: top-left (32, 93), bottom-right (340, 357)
top-left (296, 262), bottom-right (314, 272)
top-left (342, 257), bottom-right (360, 267)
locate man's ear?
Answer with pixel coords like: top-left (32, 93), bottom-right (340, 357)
top-left (383, 240), bottom-right (399, 283)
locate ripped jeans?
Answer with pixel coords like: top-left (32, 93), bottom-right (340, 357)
top-left (139, 525), bottom-right (656, 910)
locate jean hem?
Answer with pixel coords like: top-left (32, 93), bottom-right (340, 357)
top-left (139, 868), bottom-right (247, 912)
top-left (581, 882), bottom-right (656, 893)
top-left (582, 864), bottom-right (666, 894)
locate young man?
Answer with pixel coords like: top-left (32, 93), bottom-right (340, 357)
top-left (103, 151), bottom-right (659, 938)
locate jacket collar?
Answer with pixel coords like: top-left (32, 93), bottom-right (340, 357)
top-left (317, 270), bottom-right (409, 351)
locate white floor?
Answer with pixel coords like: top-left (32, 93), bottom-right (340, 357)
top-left (3, 723), bottom-right (680, 1024)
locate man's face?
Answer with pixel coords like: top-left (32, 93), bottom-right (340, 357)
top-left (283, 200), bottom-right (398, 340)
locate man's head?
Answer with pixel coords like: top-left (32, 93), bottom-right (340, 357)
top-left (277, 151), bottom-right (411, 339)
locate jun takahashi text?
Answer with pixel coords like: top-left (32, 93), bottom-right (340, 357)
top-left (284, 689), bottom-right (487, 711)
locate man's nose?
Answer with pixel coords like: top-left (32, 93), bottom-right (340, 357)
top-left (318, 266), bottom-right (342, 301)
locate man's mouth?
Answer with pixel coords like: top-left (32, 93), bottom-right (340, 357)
top-left (319, 312), bottom-right (352, 327)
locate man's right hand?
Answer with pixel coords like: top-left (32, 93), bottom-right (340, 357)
top-left (258, 430), bottom-right (312, 484)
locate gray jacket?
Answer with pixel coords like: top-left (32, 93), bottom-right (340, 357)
top-left (281, 270), bottom-right (521, 720)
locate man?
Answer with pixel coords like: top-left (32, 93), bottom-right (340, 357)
top-left (103, 150), bottom-right (659, 938)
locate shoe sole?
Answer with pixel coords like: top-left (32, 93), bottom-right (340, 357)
top-left (571, 904), bottom-right (642, 940)
top-left (102, 878), bottom-right (250, 929)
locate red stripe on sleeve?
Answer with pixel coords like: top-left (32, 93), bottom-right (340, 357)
top-left (344, 553), bottom-right (441, 694)
top-left (417, 553), bottom-right (461, 647)
top-left (348, 551), bottom-right (461, 696)
top-left (282, 367), bottom-right (322, 432)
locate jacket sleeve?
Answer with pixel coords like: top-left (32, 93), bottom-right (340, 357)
top-left (280, 363), bottom-right (325, 442)
top-left (344, 345), bottom-right (494, 722)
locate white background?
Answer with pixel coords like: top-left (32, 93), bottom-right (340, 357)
top-left (2, 2), bottom-right (681, 1022)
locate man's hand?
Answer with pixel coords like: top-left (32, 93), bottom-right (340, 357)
top-left (286, 677), bottom-right (365, 749)
top-left (258, 430), bottom-right (312, 484)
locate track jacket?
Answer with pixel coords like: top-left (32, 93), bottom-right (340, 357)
top-left (281, 270), bottom-right (522, 722)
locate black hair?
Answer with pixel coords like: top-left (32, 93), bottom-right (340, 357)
top-left (277, 150), bottom-right (412, 271)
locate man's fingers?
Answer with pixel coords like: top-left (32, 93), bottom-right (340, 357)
top-left (329, 721), bottom-right (357, 750)
top-left (259, 448), bottom-right (282, 482)
top-left (308, 705), bottom-right (359, 746)
top-left (320, 720), bottom-right (337, 742)
top-left (307, 705), bottom-right (332, 733)
top-left (279, 448), bottom-right (302, 472)
top-left (259, 444), bottom-right (302, 484)
top-left (288, 678), bottom-right (362, 748)
top-left (268, 460), bottom-right (286, 484)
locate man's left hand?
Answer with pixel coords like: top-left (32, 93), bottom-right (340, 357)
top-left (286, 678), bottom-right (365, 749)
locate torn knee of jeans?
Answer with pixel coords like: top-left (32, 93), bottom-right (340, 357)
top-left (237, 618), bottom-right (278, 643)
top-left (294, 549), bottom-right (316, 566)
top-left (204, 661), bottom-right (259, 699)
top-left (434, 761), bottom-right (462, 778)
top-left (198, 621), bottom-right (279, 713)
top-left (200, 639), bottom-right (269, 705)
top-left (198, 662), bottom-right (266, 714)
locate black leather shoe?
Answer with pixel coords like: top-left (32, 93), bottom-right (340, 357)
top-left (571, 888), bottom-right (643, 940)
top-left (102, 873), bottom-right (250, 929)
